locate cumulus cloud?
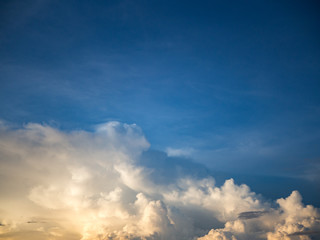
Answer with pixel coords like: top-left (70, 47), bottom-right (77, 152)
top-left (199, 190), bottom-right (320, 240)
top-left (0, 121), bottom-right (319, 240)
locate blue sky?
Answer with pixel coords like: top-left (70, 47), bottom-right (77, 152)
top-left (1, 0), bottom-right (320, 206)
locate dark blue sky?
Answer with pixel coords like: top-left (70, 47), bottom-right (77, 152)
top-left (1, 0), bottom-right (320, 190)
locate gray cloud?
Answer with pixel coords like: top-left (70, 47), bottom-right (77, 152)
top-left (288, 230), bottom-right (320, 236)
top-left (238, 210), bottom-right (269, 220)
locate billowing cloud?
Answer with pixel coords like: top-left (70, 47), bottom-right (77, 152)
top-left (0, 121), bottom-right (319, 240)
top-left (199, 191), bottom-right (320, 240)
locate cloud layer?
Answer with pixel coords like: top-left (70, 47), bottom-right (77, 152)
top-left (0, 121), bottom-right (319, 240)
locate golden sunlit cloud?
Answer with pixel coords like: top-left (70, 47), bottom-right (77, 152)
top-left (0, 122), bottom-right (319, 240)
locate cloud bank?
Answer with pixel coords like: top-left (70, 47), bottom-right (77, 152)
top-left (0, 121), bottom-right (319, 240)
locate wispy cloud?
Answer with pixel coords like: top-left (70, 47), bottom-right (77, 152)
top-left (238, 210), bottom-right (269, 219)
top-left (165, 147), bottom-right (194, 157)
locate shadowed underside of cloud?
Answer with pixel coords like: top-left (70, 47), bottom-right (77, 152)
top-left (238, 210), bottom-right (269, 220)
top-left (288, 231), bottom-right (320, 236)
top-left (0, 121), bottom-right (319, 240)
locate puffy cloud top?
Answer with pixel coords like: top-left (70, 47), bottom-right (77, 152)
top-left (0, 122), bottom-right (319, 240)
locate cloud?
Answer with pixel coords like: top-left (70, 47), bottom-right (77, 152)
top-left (288, 231), bottom-right (320, 236)
top-left (0, 121), bottom-right (319, 239)
top-left (166, 147), bottom-right (194, 157)
top-left (238, 210), bottom-right (269, 220)
top-left (199, 191), bottom-right (320, 240)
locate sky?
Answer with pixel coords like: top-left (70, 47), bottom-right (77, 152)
top-left (0, 0), bottom-right (320, 239)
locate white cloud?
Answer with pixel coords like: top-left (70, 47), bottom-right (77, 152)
top-left (166, 147), bottom-right (194, 157)
top-left (0, 122), bottom-right (319, 239)
top-left (198, 191), bottom-right (320, 240)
